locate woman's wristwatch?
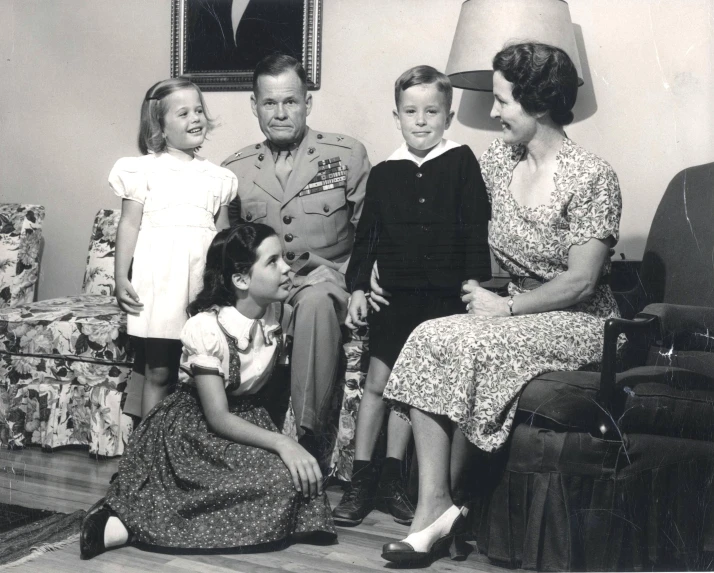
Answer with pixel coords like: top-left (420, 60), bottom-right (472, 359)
top-left (507, 296), bottom-right (515, 316)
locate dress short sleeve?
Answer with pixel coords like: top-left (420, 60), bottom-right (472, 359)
top-left (108, 156), bottom-right (148, 204)
top-left (220, 170), bottom-right (239, 207)
top-left (180, 312), bottom-right (226, 377)
top-left (479, 139), bottom-right (511, 201)
top-left (567, 161), bottom-right (622, 247)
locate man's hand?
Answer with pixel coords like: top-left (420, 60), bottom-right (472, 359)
top-left (115, 278), bottom-right (144, 315)
top-left (345, 290), bottom-right (369, 330)
top-left (302, 265), bottom-right (346, 290)
top-left (368, 260), bottom-right (391, 312)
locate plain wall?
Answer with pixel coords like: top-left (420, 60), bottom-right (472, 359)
top-left (1, 0), bottom-right (712, 300)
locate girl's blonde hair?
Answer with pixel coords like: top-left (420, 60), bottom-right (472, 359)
top-left (138, 78), bottom-right (216, 154)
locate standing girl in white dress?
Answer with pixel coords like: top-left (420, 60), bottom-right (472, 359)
top-left (109, 78), bottom-right (238, 418)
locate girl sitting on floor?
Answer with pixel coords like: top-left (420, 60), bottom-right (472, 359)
top-left (80, 223), bottom-right (335, 560)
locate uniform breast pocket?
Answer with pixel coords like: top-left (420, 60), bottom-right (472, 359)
top-left (301, 189), bottom-right (349, 249)
top-left (242, 201), bottom-right (268, 223)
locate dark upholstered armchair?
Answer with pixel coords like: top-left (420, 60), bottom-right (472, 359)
top-left (473, 163), bottom-right (714, 571)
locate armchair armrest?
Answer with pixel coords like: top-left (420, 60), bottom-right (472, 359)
top-left (597, 304), bottom-right (714, 437)
top-left (610, 259), bottom-right (643, 319)
top-left (638, 303), bottom-right (714, 349)
top-left (597, 315), bottom-right (657, 438)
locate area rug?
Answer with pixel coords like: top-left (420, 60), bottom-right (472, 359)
top-left (0, 503), bottom-right (55, 534)
top-left (0, 503), bottom-right (85, 569)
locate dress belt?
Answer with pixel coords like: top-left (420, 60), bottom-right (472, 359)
top-left (177, 383), bottom-right (268, 411)
top-left (509, 273), bottom-right (611, 291)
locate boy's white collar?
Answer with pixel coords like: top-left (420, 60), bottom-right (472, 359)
top-left (386, 139), bottom-right (461, 167)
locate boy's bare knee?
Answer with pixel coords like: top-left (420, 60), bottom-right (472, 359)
top-left (363, 379), bottom-right (385, 397)
top-left (364, 372), bottom-right (391, 397)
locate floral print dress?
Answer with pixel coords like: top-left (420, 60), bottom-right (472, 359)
top-left (383, 138), bottom-right (622, 452)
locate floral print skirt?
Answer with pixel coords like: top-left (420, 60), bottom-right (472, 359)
top-left (105, 387), bottom-right (335, 548)
top-left (383, 307), bottom-right (611, 452)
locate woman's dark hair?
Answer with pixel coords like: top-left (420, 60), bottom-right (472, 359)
top-left (187, 223), bottom-right (277, 317)
top-left (492, 42), bottom-right (578, 126)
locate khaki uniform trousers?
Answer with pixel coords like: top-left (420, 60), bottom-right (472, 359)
top-left (286, 279), bottom-right (349, 438)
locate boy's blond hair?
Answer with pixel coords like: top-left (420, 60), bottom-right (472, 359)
top-left (394, 65), bottom-right (453, 111)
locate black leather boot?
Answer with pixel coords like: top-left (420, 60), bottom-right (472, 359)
top-left (378, 456), bottom-right (415, 525)
top-left (382, 477), bottom-right (415, 525)
top-left (331, 462), bottom-right (379, 526)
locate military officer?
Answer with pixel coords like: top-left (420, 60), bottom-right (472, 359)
top-left (222, 54), bottom-right (370, 461)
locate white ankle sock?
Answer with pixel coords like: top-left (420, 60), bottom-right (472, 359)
top-left (104, 515), bottom-right (129, 548)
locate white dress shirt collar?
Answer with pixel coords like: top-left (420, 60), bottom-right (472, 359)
top-left (386, 139), bottom-right (462, 167)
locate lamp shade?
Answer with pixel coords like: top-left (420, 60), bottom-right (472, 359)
top-left (446, 0), bottom-right (583, 91)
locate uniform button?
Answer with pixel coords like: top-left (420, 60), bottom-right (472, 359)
top-left (317, 133), bottom-right (323, 139)
top-left (323, 205), bottom-right (330, 213)
top-left (418, 197), bottom-right (425, 204)
top-left (285, 233), bottom-right (294, 242)
top-left (416, 172), bottom-right (423, 178)
top-left (308, 147), bottom-right (315, 154)
top-left (258, 154), bottom-right (264, 161)
top-left (286, 252), bottom-right (295, 261)
top-left (246, 213), bottom-right (253, 221)
top-left (255, 144), bottom-right (261, 149)
top-left (283, 215), bottom-right (292, 224)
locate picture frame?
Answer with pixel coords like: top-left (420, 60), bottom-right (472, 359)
top-left (171, 0), bottom-right (322, 91)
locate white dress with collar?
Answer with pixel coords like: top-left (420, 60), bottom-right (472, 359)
top-left (109, 153), bottom-right (238, 339)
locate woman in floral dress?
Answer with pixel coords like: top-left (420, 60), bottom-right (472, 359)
top-left (378, 43), bottom-right (622, 564)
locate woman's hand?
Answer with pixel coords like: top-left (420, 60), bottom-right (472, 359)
top-left (115, 278), bottom-right (143, 314)
top-left (276, 436), bottom-right (323, 499)
top-left (462, 281), bottom-right (510, 317)
top-left (368, 260), bottom-right (391, 312)
top-left (345, 290), bottom-right (368, 330)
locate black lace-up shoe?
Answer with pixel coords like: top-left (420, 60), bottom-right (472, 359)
top-left (332, 472), bottom-right (379, 526)
top-left (382, 478), bottom-right (415, 525)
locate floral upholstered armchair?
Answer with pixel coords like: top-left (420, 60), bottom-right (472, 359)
top-left (0, 207), bottom-right (367, 474)
top-left (0, 209), bottom-right (134, 457)
top-left (0, 204), bottom-right (45, 309)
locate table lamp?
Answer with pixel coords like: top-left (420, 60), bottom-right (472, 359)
top-left (446, 0), bottom-right (583, 91)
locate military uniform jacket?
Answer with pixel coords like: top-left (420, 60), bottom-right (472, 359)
top-left (223, 128), bottom-right (370, 274)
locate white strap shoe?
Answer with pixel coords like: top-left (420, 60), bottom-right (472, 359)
top-left (381, 505), bottom-right (468, 563)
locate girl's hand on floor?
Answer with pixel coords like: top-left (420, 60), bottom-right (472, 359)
top-left (277, 436), bottom-right (323, 499)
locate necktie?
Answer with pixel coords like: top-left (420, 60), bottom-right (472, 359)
top-left (275, 149), bottom-right (292, 191)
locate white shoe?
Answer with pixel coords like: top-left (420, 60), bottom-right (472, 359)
top-left (381, 505), bottom-right (468, 563)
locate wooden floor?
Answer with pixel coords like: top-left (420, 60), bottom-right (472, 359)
top-left (0, 447), bottom-right (512, 573)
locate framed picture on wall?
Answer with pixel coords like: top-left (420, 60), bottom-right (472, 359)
top-left (171, 0), bottom-right (322, 91)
